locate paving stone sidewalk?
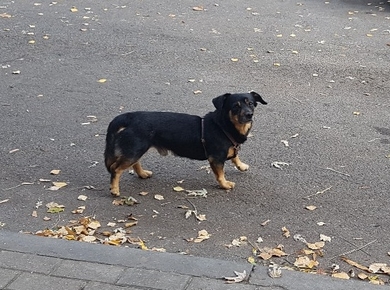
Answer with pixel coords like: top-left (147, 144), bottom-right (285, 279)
top-left (0, 231), bottom-right (381, 290)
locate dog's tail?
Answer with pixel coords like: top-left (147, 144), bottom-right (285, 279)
top-left (104, 114), bottom-right (128, 173)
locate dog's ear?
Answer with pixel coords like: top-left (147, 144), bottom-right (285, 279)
top-left (250, 91), bottom-right (267, 106)
top-left (212, 93), bottom-right (231, 110)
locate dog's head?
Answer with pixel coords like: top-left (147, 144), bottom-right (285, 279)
top-left (213, 91), bottom-right (267, 120)
top-left (212, 92), bottom-right (267, 136)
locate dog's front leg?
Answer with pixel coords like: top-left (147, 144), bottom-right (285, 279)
top-left (209, 158), bottom-right (235, 189)
top-left (231, 156), bottom-right (249, 171)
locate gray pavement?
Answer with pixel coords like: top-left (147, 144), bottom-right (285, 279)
top-left (0, 231), bottom-right (383, 290)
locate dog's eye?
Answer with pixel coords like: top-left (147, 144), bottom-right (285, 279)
top-left (248, 101), bottom-right (254, 106)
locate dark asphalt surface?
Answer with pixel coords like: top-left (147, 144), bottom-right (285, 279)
top-left (1, 0), bottom-right (390, 285)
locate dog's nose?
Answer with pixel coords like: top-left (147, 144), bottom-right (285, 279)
top-left (245, 112), bottom-right (253, 119)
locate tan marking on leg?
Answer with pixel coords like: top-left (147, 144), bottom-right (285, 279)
top-left (231, 156), bottom-right (249, 171)
top-left (132, 162), bottom-right (153, 179)
top-left (109, 159), bottom-right (133, 196)
top-left (227, 146), bottom-right (236, 159)
top-left (209, 158), bottom-right (235, 189)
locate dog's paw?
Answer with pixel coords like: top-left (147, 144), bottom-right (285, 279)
top-left (110, 188), bottom-right (120, 197)
top-left (219, 180), bottom-right (235, 190)
top-left (138, 170), bottom-right (153, 179)
top-left (237, 163), bottom-right (249, 171)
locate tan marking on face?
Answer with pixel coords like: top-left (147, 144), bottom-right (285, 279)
top-left (229, 111), bottom-right (253, 136)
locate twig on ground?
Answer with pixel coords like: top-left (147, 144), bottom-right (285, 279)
top-left (339, 236), bottom-right (371, 256)
top-left (330, 239), bottom-right (377, 260)
top-left (304, 186), bottom-right (332, 199)
top-left (325, 167), bottom-right (351, 177)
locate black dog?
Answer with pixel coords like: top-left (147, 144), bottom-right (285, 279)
top-left (104, 92), bottom-right (267, 196)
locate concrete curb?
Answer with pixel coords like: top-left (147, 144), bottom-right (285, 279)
top-left (0, 231), bottom-right (383, 290)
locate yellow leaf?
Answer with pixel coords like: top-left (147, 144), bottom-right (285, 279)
top-left (173, 186), bottom-right (185, 192)
top-left (332, 272), bottom-right (350, 279)
top-left (273, 62), bottom-right (281, 67)
top-left (87, 220), bottom-right (101, 230)
top-left (52, 181), bottom-right (67, 188)
top-left (282, 226), bottom-right (290, 238)
top-left (340, 256), bottom-right (369, 271)
top-left (307, 241), bottom-right (325, 250)
top-left (247, 256), bottom-right (256, 265)
top-left (358, 273), bottom-right (368, 280)
top-left (98, 78), bottom-right (107, 83)
top-left (70, 6), bottom-right (78, 12)
top-left (50, 169), bottom-right (61, 175)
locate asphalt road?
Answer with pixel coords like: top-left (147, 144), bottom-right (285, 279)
top-left (1, 0), bottom-right (390, 283)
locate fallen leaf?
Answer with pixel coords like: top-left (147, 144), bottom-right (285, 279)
top-left (9, 148), bottom-right (19, 154)
top-left (32, 211), bottom-right (38, 218)
top-left (281, 140), bottom-right (289, 147)
top-left (306, 241), bottom-right (325, 250)
top-left (332, 272), bottom-right (350, 279)
top-left (319, 234), bottom-right (331, 242)
top-left (48, 181), bottom-right (67, 191)
top-left (43, 216), bottom-right (51, 221)
top-left (282, 226), bottom-right (290, 238)
top-left (341, 257), bottom-right (369, 271)
top-left (70, 6), bottom-right (78, 12)
top-left (305, 205), bottom-right (317, 211)
top-left (224, 270), bottom-right (247, 284)
top-left (97, 78), bottom-right (107, 83)
top-left (193, 90), bottom-right (202, 94)
top-left (125, 221), bottom-right (138, 228)
top-left (192, 6), bottom-right (204, 11)
top-left (173, 186), bottom-right (185, 192)
top-left (81, 236), bottom-right (96, 243)
top-left (294, 256), bottom-right (319, 269)
top-left (0, 13), bottom-right (12, 18)
top-left (271, 161), bottom-right (289, 169)
top-left (193, 229), bottom-right (210, 243)
top-left (107, 222), bottom-right (116, 227)
top-left (230, 58), bottom-right (239, 62)
top-left (71, 206), bottom-right (85, 214)
top-left (0, 199), bottom-right (9, 204)
top-left (139, 191), bottom-right (148, 196)
top-left (87, 220), bottom-right (101, 230)
top-left (154, 194), bottom-right (164, 201)
top-left (258, 247), bottom-right (287, 260)
top-left (77, 195), bottom-right (88, 201)
top-left (186, 188), bottom-right (208, 197)
top-left (358, 273), bottom-right (368, 280)
top-left (28, 40), bottom-right (35, 44)
top-left (247, 256), bottom-right (256, 265)
top-left (50, 169), bottom-right (61, 175)
top-left (369, 263), bottom-right (387, 273)
top-left (261, 219), bottom-right (270, 226)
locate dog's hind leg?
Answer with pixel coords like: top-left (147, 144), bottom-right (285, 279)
top-left (109, 158), bottom-right (135, 197)
top-left (132, 161), bottom-right (153, 179)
